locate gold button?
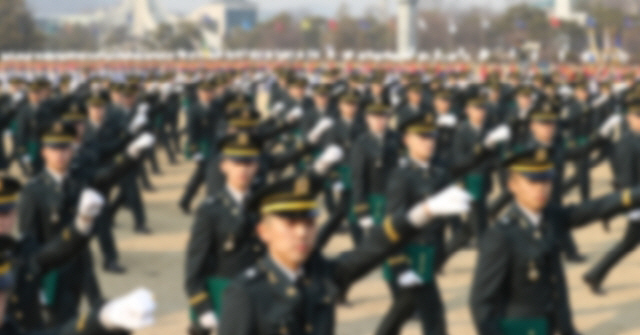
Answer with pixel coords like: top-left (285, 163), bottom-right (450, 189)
top-left (15, 311), bottom-right (23, 320)
top-left (305, 324), bottom-right (313, 333)
top-left (11, 295), bottom-right (18, 303)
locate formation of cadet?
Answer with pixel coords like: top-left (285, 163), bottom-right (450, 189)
top-left (3, 61), bottom-right (640, 335)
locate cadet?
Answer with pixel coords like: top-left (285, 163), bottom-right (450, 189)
top-left (351, 103), bottom-right (400, 240)
top-left (584, 99), bottom-right (640, 294)
top-left (219, 167), bottom-right (474, 335)
top-left (179, 80), bottom-right (217, 214)
top-left (375, 113), bottom-right (506, 335)
top-left (470, 147), bottom-right (640, 335)
top-left (564, 82), bottom-right (595, 202)
top-left (186, 133), bottom-right (264, 335)
top-left (187, 134), bottom-right (345, 335)
top-left (395, 82), bottom-right (429, 125)
top-left (0, 177), bottom-right (156, 335)
top-left (17, 123), bottom-right (102, 326)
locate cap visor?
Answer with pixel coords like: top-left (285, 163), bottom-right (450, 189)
top-left (521, 170), bottom-right (555, 181)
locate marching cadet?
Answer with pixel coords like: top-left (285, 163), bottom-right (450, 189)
top-left (584, 99), bottom-right (640, 294)
top-left (564, 82), bottom-right (595, 202)
top-left (81, 95), bottom-right (147, 273)
top-left (395, 82), bottom-right (429, 126)
top-left (300, 84), bottom-right (336, 134)
top-left (375, 113), bottom-right (508, 335)
top-left (445, 97), bottom-right (495, 259)
top-left (218, 163), bottom-right (474, 335)
top-left (351, 103), bottom-right (400, 240)
top-left (504, 86), bottom-right (535, 148)
top-left (0, 177), bottom-right (157, 335)
top-left (321, 90), bottom-right (367, 243)
top-left (179, 80), bottom-right (217, 214)
top-left (15, 78), bottom-right (56, 176)
top-left (186, 134), bottom-right (345, 335)
top-left (17, 123), bottom-right (103, 326)
top-left (186, 133), bottom-right (264, 335)
top-left (431, 90), bottom-right (458, 167)
top-left (470, 146), bottom-right (640, 335)
top-left (104, 83), bottom-right (153, 234)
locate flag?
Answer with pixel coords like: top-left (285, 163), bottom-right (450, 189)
top-left (359, 20), bottom-right (371, 31)
top-left (241, 19), bottom-right (254, 31)
top-left (615, 32), bottom-right (623, 48)
top-left (301, 19), bottom-right (312, 31)
top-left (550, 16), bottom-right (561, 28)
top-left (586, 16), bottom-right (597, 28)
top-left (328, 20), bottom-right (338, 31)
top-left (274, 21), bottom-right (284, 32)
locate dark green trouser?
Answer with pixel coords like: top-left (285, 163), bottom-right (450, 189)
top-left (500, 317), bottom-right (548, 335)
top-left (190, 277), bottom-right (230, 323)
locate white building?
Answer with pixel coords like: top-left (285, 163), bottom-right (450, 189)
top-left (187, 0), bottom-right (258, 50)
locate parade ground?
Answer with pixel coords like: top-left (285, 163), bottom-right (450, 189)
top-left (86, 152), bottom-right (640, 335)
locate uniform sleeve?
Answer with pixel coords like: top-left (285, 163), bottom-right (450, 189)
top-left (350, 138), bottom-right (369, 219)
top-left (33, 226), bottom-right (90, 273)
top-left (330, 211), bottom-right (418, 290)
top-left (470, 227), bottom-right (510, 335)
top-left (565, 187), bottom-right (640, 228)
top-left (612, 137), bottom-right (636, 188)
top-left (185, 203), bottom-right (216, 315)
top-left (18, 185), bottom-right (42, 245)
top-left (186, 107), bottom-right (200, 156)
top-left (550, 248), bottom-right (577, 335)
top-left (218, 283), bottom-right (256, 335)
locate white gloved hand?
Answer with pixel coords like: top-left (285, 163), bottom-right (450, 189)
top-left (307, 117), bottom-right (334, 144)
top-left (271, 101), bottom-right (285, 115)
top-left (136, 102), bottom-right (150, 116)
top-left (484, 124), bottom-right (511, 149)
top-left (198, 311), bottom-right (218, 330)
top-left (436, 114), bottom-right (458, 128)
top-left (397, 270), bottom-right (423, 288)
top-left (359, 216), bottom-right (374, 230)
top-left (11, 91), bottom-right (24, 104)
top-left (75, 188), bottom-right (105, 235)
top-left (21, 154), bottom-right (31, 165)
top-left (286, 106), bottom-right (303, 123)
top-left (128, 112), bottom-right (148, 134)
top-left (407, 185), bottom-right (473, 227)
top-left (313, 145), bottom-right (344, 175)
top-left (99, 287), bottom-right (156, 331)
top-left (192, 153), bottom-right (204, 162)
top-left (599, 114), bottom-right (622, 138)
top-left (332, 181), bottom-right (344, 193)
top-left (126, 132), bottom-right (155, 159)
top-left (628, 209), bottom-right (640, 222)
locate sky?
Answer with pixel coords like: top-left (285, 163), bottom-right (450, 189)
top-left (27, 0), bottom-right (515, 20)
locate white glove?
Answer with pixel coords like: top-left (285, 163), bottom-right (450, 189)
top-left (332, 181), bottom-right (344, 193)
top-left (599, 114), bottom-right (622, 138)
top-left (407, 185), bottom-right (473, 227)
top-left (192, 153), bottom-right (204, 162)
top-left (128, 111), bottom-right (148, 134)
top-left (75, 188), bottom-right (105, 235)
top-left (484, 124), bottom-right (511, 149)
top-left (307, 117), bottom-right (334, 144)
top-left (99, 287), bottom-right (156, 331)
top-left (136, 102), bottom-right (150, 116)
top-left (286, 106), bottom-right (303, 123)
top-left (359, 216), bottom-right (374, 230)
top-left (127, 132), bottom-right (155, 159)
top-left (397, 270), bottom-right (423, 288)
top-left (271, 101), bottom-right (285, 115)
top-left (21, 154), bottom-right (31, 165)
top-left (628, 209), bottom-right (640, 222)
top-left (11, 91), bottom-right (23, 104)
top-left (198, 311), bottom-right (218, 330)
top-left (437, 114), bottom-right (458, 128)
top-left (313, 145), bottom-right (344, 175)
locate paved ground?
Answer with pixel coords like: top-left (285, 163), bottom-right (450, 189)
top-left (88, 153), bottom-right (640, 335)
